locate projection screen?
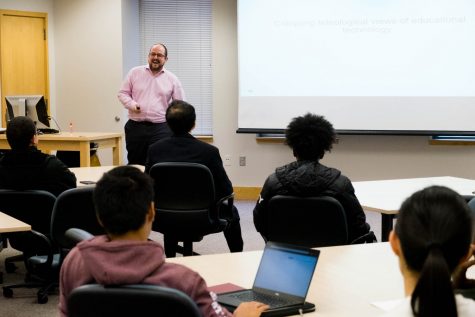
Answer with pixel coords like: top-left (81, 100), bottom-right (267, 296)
top-left (237, 0), bottom-right (475, 135)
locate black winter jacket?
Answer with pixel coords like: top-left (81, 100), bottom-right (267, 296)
top-left (0, 147), bottom-right (77, 197)
top-left (253, 160), bottom-right (371, 242)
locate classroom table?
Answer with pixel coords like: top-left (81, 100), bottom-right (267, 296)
top-left (0, 211), bottom-right (31, 282)
top-left (71, 165), bottom-right (144, 186)
top-left (168, 242), bottom-right (474, 316)
top-left (167, 243), bottom-right (406, 316)
top-left (353, 176), bottom-right (475, 241)
top-left (0, 132), bottom-right (123, 167)
top-left (0, 211), bottom-right (31, 233)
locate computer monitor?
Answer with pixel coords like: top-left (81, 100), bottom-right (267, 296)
top-left (5, 95), bottom-right (50, 128)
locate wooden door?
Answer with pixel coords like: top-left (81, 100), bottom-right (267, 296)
top-left (0, 10), bottom-right (49, 127)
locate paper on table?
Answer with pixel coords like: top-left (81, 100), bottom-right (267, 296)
top-left (371, 298), bottom-right (404, 311)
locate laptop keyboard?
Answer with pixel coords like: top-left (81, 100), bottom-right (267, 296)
top-left (37, 128), bottom-right (59, 134)
top-left (38, 128), bottom-right (59, 134)
top-left (231, 291), bottom-right (296, 308)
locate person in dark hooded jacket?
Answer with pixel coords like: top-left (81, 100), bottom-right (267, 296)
top-left (59, 166), bottom-right (268, 317)
top-left (253, 113), bottom-right (372, 243)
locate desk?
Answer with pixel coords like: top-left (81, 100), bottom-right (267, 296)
top-left (353, 176), bottom-right (475, 241)
top-left (0, 132), bottom-right (123, 167)
top-left (168, 243), bottom-right (406, 317)
top-left (0, 211), bottom-right (31, 282)
top-left (71, 165), bottom-right (145, 186)
top-left (0, 211), bottom-right (31, 233)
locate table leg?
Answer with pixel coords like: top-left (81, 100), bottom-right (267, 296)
top-left (79, 141), bottom-right (91, 167)
top-left (112, 137), bottom-right (122, 165)
top-left (381, 214), bottom-right (395, 242)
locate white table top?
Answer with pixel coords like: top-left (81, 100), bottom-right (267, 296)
top-left (70, 165), bottom-right (145, 186)
top-left (168, 243), bottom-right (407, 317)
top-left (0, 211), bottom-right (31, 233)
top-left (168, 242), bottom-right (475, 316)
top-left (353, 176), bottom-right (475, 214)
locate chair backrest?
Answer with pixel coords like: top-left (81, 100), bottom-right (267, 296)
top-left (68, 284), bottom-right (202, 317)
top-left (0, 189), bottom-right (56, 235)
top-left (148, 162), bottom-right (220, 236)
top-left (50, 187), bottom-right (104, 252)
top-left (267, 195), bottom-right (349, 248)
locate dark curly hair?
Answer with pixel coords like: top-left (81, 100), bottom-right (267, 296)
top-left (285, 113), bottom-right (336, 160)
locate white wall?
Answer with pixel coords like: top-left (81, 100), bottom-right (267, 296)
top-left (53, 0), bottom-right (123, 134)
top-left (53, 0), bottom-right (125, 164)
top-left (3, 0), bottom-right (475, 184)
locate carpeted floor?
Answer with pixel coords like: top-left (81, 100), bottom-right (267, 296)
top-left (0, 200), bottom-right (382, 317)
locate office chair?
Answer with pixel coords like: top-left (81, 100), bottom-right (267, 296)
top-left (68, 284), bottom-right (202, 317)
top-left (63, 228), bottom-right (94, 245)
top-left (266, 195), bottom-right (376, 248)
top-left (0, 189), bottom-right (59, 303)
top-left (149, 162), bottom-right (230, 257)
top-left (50, 187), bottom-right (104, 266)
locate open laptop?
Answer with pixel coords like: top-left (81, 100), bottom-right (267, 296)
top-left (218, 242), bottom-right (319, 316)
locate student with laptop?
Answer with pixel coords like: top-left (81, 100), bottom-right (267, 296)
top-left (59, 166), bottom-right (268, 317)
top-left (385, 186), bottom-right (475, 316)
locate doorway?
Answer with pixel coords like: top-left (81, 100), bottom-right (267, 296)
top-left (0, 10), bottom-right (49, 127)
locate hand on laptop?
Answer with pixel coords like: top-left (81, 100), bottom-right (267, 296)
top-left (453, 243), bottom-right (475, 289)
top-left (233, 301), bottom-right (269, 317)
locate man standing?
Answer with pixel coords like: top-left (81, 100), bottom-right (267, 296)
top-left (146, 100), bottom-right (244, 255)
top-left (0, 116), bottom-right (76, 196)
top-left (118, 43), bottom-right (185, 165)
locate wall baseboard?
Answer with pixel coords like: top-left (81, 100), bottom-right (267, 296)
top-left (234, 187), bottom-right (261, 201)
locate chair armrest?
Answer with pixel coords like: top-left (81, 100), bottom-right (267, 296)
top-left (350, 231), bottom-right (377, 244)
top-left (13, 229), bottom-right (55, 268)
top-left (65, 228), bottom-right (94, 246)
top-left (215, 193), bottom-right (235, 219)
top-left (217, 193), bottom-right (234, 208)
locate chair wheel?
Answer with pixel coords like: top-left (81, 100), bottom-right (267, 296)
top-left (37, 293), bottom-right (48, 304)
top-left (5, 262), bottom-right (17, 273)
top-left (3, 287), bottom-right (13, 298)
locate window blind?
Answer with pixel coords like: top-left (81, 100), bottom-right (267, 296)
top-left (139, 0), bottom-right (212, 135)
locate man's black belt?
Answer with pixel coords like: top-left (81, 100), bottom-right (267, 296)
top-left (133, 120), bottom-right (162, 126)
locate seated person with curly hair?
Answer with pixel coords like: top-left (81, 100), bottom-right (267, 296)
top-left (253, 113), bottom-right (373, 243)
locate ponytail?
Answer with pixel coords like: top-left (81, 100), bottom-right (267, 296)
top-left (410, 246), bottom-right (456, 317)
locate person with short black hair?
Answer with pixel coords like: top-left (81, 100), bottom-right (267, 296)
top-left (0, 116), bottom-right (76, 196)
top-left (59, 166), bottom-right (268, 317)
top-left (118, 43), bottom-right (185, 165)
top-left (253, 113), bottom-right (372, 242)
top-left (385, 186), bottom-right (475, 316)
top-left (145, 100), bottom-right (244, 255)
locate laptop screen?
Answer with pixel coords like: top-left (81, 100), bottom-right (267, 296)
top-left (253, 244), bottom-right (319, 298)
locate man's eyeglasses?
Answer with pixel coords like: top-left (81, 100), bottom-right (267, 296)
top-left (149, 53), bottom-right (166, 58)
